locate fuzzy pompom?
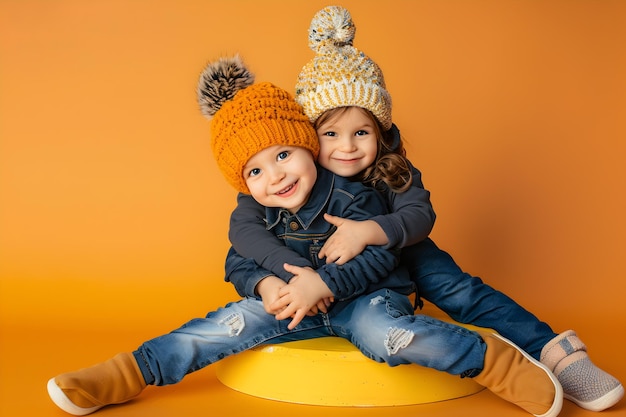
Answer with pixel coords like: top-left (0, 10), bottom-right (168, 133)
top-left (308, 6), bottom-right (355, 52)
top-left (197, 55), bottom-right (255, 119)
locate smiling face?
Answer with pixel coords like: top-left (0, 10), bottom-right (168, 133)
top-left (315, 106), bottom-right (379, 178)
top-left (243, 145), bottom-right (317, 213)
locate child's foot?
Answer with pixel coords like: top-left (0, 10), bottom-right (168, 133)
top-left (474, 333), bottom-right (563, 417)
top-left (47, 352), bottom-right (146, 415)
top-left (541, 330), bottom-right (624, 411)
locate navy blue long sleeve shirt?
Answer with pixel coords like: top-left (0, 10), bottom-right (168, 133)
top-left (226, 166), bottom-right (413, 300)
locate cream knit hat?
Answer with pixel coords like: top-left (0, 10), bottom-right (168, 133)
top-left (295, 6), bottom-right (392, 130)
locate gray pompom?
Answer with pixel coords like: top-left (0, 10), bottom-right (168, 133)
top-left (197, 55), bottom-right (255, 119)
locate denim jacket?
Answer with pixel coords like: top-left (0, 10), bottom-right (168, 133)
top-left (229, 124), bottom-right (435, 272)
top-left (226, 166), bottom-right (413, 301)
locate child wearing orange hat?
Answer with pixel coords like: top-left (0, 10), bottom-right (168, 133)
top-left (228, 5), bottom-right (623, 413)
top-left (47, 55), bottom-right (561, 417)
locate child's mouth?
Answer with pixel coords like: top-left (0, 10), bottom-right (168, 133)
top-left (335, 156), bottom-right (361, 164)
top-left (276, 181), bottom-right (297, 196)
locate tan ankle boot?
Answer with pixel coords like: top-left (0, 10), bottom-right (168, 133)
top-left (47, 352), bottom-right (147, 416)
top-left (541, 330), bottom-right (623, 411)
top-left (473, 333), bottom-right (563, 417)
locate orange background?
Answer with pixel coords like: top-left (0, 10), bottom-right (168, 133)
top-left (1, 1), bottom-right (625, 416)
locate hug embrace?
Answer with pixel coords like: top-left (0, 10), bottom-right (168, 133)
top-left (47, 6), bottom-right (622, 416)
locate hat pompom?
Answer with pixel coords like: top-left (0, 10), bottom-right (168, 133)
top-left (197, 55), bottom-right (254, 119)
top-left (308, 5), bottom-right (355, 51)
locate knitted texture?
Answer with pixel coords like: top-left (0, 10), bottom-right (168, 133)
top-left (558, 356), bottom-right (621, 403)
top-left (295, 6), bottom-right (392, 130)
top-left (197, 57), bottom-right (319, 194)
top-left (541, 330), bottom-right (623, 411)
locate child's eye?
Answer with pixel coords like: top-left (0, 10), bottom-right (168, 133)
top-left (247, 168), bottom-right (261, 177)
top-left (355, 130), bottom-right (369, 136)
top-left (277, 150), bottom-right (290, 161)
top-left (321, 131), bottom-right (336, 137)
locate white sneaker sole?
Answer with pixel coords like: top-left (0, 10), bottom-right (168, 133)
top-left (47, 378), bottom-right (103, 416)
top-left (566, 382), bottom-right (624, 412)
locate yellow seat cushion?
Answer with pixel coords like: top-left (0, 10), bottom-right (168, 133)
top-left (215, 303), bottom-right (486, 406)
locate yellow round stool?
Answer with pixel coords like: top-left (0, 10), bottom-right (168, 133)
top-left (215, 303), bottom-right (487, 406)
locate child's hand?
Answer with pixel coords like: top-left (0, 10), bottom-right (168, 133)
top-left (302, 292), bottom-right (334, 316)
top-left (255, 276), bottom-right (287, 315)
top-left (315, 297), bottom-right (335, 314)
top-left (318, 213), bottom-right (388, 265)
top-left (271, 264), bottom-right (334, 330)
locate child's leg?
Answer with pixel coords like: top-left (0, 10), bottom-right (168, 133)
top-left (132, 298), bottom-right (287, 386)
top-left (335, 289), bottom-right (562, 417)
top-left (331, 290), bottom-right (486, 371)
top-left (406, 238), bottom-right (623, 411)
top-left (403, 238), bottom-right (555, 359)
top-left (48, 298), bottom-right (326, 415)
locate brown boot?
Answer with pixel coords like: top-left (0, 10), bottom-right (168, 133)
top-left (473, 333), bottom-right (563, 417)
top-left (47, 352), bottom-right (147, 415)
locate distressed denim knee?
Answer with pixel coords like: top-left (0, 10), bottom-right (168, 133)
top-left (134, 298), bottom-right (293, 385)
top-left (333, 289), bottom-right (486, 375)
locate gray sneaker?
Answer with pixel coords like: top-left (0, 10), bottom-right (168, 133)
top-left (541, 330), bottom-right (623, 411)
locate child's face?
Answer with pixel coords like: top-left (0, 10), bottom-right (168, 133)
top-left (315, 107), bottom-right (378, 178)
top-left (243, 145), bottom-right (317, 213)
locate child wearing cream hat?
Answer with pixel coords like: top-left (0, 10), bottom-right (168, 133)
top-left (48, 54), bottom-right (562, 417)
top-left (229, 5), bottom-right (623, 413)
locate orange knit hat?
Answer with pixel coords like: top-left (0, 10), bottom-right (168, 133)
top-left (197, 56), bottom-right (319, 194)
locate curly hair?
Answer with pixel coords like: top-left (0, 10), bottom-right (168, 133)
top-left (314, 107), bottom-right (413, 193)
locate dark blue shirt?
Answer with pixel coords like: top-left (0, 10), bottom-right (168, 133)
top-left (226, 166), bottom-right (413, 301)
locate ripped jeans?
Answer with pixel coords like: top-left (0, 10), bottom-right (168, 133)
top-left (404, 238), bottom-right (557, 360)
top-left (133, 289), bottom-right (487, 386)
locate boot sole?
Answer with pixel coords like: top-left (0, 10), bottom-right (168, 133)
top-left (566, 383), bottom-right (624, 412)
top-left (492, 333), bottom-right (563, 417)
top-left (47, 378), bottom-right (103, 416)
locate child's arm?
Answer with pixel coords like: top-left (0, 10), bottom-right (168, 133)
top-left (318, 214), bottom-right (387, 264)
top-left (308, 184), bottom-right (405, 301)
top-left (372, 163), bottom-right (436, 248)
top-left (226, 246), bottom-right (332, 317)
top-left (229, 193), bottom-right (313, 281)
top-left (225, 246), bottom-right (278, 300)
top-left (231, 174), bottom-right (406, 303)
top-left (319, 163), bottom-right (436, 264)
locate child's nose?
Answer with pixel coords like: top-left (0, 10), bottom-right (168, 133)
top-left (338, 137), bottom-right (357, 152)
top-left (268, 167), bottom-right (286, 183)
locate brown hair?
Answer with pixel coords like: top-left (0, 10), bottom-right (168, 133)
top-left (314, 107), bottom-right (413, 193)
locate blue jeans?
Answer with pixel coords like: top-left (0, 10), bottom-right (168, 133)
top-left (133, 289), bottom-right (487, 386)
top-left (405, 238), bottom-right (557, 360)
